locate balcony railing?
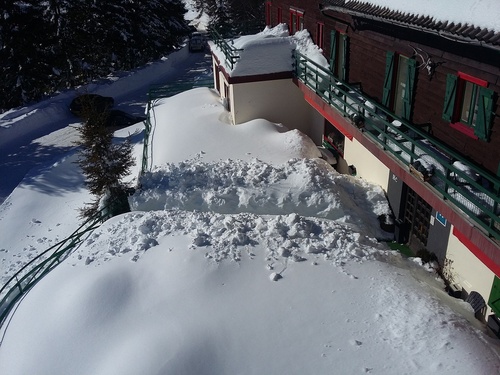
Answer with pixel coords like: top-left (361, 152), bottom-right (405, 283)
top-left (209, 29), bottom-right (243, 70)
top-left (293, 50), bottom-right (500, 241)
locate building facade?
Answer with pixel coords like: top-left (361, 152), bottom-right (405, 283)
top-left (210, 0), bottom-right (500, 331)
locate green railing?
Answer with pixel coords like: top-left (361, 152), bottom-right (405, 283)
top-left (0, 209), bottom-right (105, 328)
top-left (209, 29), bottom-right (243, 70)
top-left (141, 79), bottom-right (213, 175)
top-left (293, 50), bottom-right (500, 240)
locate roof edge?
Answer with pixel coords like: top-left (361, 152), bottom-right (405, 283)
top-left (321, 1), bottom-right (500, 48)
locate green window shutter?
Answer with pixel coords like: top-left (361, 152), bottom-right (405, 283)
top-left (329, 30), bottom-right (337, 72)
top-left (474, 86), bottom-right (495, 141)
top-left (442, 74), bottom-right (458, 122)
top-left (382, 51), bottom-right (395, 108)
top-left (341, 34), bottom-right (348, 81)
top-left (488, 276), bottom-right (500, 316)
top-left (402, 58), bottom-right (417, 120)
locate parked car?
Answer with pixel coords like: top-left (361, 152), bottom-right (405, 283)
top-left (189, 32), bottom-right (205, 52)
top-left (70, 94), bottom-right (114, 117)
top-left (104, 110), bottom-right (146, 129)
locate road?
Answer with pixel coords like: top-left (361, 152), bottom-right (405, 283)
top-left (0, 47), bottom-right (213, 203)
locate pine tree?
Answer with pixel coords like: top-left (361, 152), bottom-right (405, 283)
top-left (193, 0), bottom-right (265, 36)
top-left (0, 0), bottom-right (190, 111)
top-left (75, 98), bottom-right (135, 220)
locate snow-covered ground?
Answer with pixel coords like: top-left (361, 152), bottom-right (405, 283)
top-left (1, 18), bottom-right (500, 375)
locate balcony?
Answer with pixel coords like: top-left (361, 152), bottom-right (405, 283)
top-left (208, 30), bottom-right (500, 242)
top-left (293, 50), bottom-right (500, 241)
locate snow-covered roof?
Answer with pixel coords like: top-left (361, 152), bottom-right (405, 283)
top-left (210, 24), bottom-right (329, 77)
top-left (325, 0), bottom-right (500, 45)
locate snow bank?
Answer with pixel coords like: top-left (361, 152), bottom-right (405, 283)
top-left (132, 158), bottom-right (393, 239)
top-left (210, 24), bottom-right (329, 77)
top-left (2, 208), bottom-right (499, 375)
top-left (73, 209), bottom-right (385, 265)
top-left (148, 87), bottom-right (321, 165)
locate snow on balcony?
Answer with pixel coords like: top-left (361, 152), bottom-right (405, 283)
top-left (210, 24), bottom-right (329, 78)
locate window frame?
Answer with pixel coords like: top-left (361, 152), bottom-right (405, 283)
top-left (289, 8), bottom-right (304, 34)
top-left (382, 51), bottom-right (417, 121)
top-left (316, 22), bottom-right (324, 50)
top-left (266, 2), bottom-right (272, 27)
top-left (329, 29), bottom-right (348, 81)
top-left (443, 71), bottom-right (493, 141)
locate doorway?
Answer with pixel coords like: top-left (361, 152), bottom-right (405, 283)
top-left (403, 187), bottom-right (432, 251)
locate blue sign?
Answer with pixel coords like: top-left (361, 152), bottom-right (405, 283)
top-left (436, 212), bottom-right (447, 226)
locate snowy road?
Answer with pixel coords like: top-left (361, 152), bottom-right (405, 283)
top-left (0, 47), bottom-right (213, 204)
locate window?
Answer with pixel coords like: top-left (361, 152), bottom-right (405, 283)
top-left (223, 83), bottom-right (231, 112)
top-left (394, 55), bottom-right (410, 118)
top-left (316, 22), bottom-right (324, 50)
top-left (329, 30), bottom-right (348, 81)
top-left (289, 8), bottom-right (304, 34)
top-left (277, 7), bottom-right (282, 24)
top-left (443, 72), bottom-right (494, 141)
top-left (382, 51), bottom-right (417, 121)
top-left (266, 2), bottom-right (272, 26)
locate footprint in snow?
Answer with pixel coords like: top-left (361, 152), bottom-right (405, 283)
top-left (349, 339), bottom-right (363, 346)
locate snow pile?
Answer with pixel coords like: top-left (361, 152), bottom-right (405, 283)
top-left (2, 207), bottom-right (500, 374)
top-left (210, 24), bottom-right (329, 77)
top-left (132, 157), bottom-right (393, 239)
top-left (148, 87), bottom-right (321, 165)
top-left (74, 209), bottom-right (384, 266)
top-left (451, 161), bottom-right (480, 185)
top-left (346, 0), bottom-right (500, 32)
top-left (293, 29), bottom-right (329, 69)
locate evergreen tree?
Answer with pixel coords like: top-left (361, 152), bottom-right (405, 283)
top-left (230, 0), bottom-right (265, 35)
top-left (0, 1), bottom-right (57, 108)
top-left (209, 0), bottom-right (233, 36)
top-left (194, 0), bottom-right (264, 36)
top-left (75, 98), bottom-right (135, 220)
top-left (0, 0), bottom-right (190, 111)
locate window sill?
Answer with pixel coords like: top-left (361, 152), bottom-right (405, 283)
top-left (450, 122), bottom-right (478, 140)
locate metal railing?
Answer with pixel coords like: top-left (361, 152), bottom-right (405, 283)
top-left (141, 79), bottom-right (213, 175)
top-left (209, 29), bottom-right (243, 70)
top-left (0, 209), bottom-right (105, 328)
top-left (294, 50), bottom-right (500, 240)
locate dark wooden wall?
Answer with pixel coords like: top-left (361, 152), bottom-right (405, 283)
top-left (267, 0), bottom-right (500, 175)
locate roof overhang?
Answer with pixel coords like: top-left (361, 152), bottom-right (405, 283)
top-left (320, 3), bottom-right (500, 52)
